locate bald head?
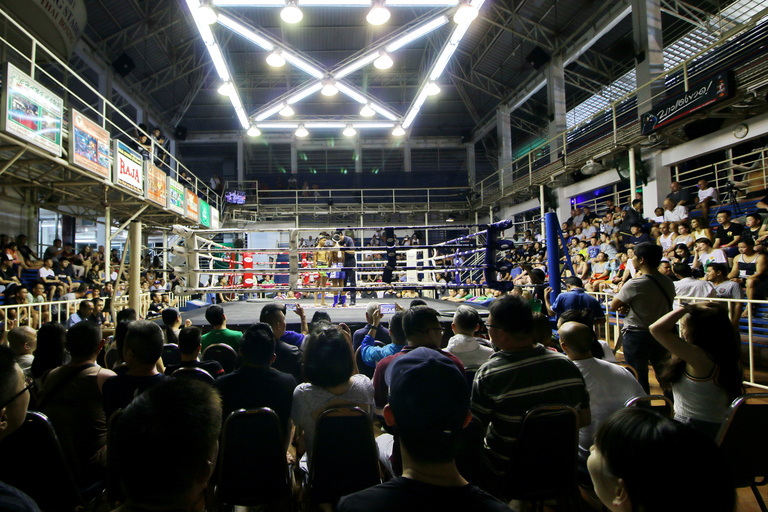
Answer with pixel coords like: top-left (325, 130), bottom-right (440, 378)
top-left (7, 326), bottom-right (36, 355)
top-left (558, 321), bottom-right (594, 358)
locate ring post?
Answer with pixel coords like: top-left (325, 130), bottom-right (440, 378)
top-left (545, 211), bottom-right (561, 302)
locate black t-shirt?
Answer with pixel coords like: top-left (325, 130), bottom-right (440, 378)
top-left (58, 265), bottom-right (75, 280)
top-left (715, 224), bottom-right (739, 246)
top-left (337, 477), bottom-right (511, 512)
top-left (667, 188), bottom-right (693, 206)
top-left (0, 266), bottom-right (16, 283)
top-left (272, 341), bottom-right (303, 383)
top-left (629, 233), bottom-right (652, 246)
top-left (742, 225), bottom-right (763, 244)
top-left (165, 360), bottom-right (225, 379)
top-left (340, 235), bottom-right (356, 266)
top-left (102, 373), bottom-right (166, 420)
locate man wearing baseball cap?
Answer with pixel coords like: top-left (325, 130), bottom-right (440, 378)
top-left (337, 347), bottom-right (509, 512)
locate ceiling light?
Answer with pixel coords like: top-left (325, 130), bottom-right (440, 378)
top-left (207, 44), bottom-right (231, 81)
top-left (195, 5), bottom-right (218, 24)
top-left (402, 108), bottom-right (419, 129)
top-left (392, 125), bottom-right (406, 136)
top-left (247, 126), bottom-right (261, 137)
top-left (385, 15), bottom-right (448, 52)
top-left (373, 52), bottom-right (393, 69)
top-left (305, 122), bottom-right (345, 128)
top-left (426, 81), bottom-right (441, 95)
top-left (217, 82), bottom-right (234, 96)
top-left (256, 122), bottom-right (299, 128)
top-left (255, 103), bottom-right (285, 121)
top-left (281, 1), bottom-right (303, 23)
top-left (279, 104), bottom-right (295, 116)
top-left (321, 80), bottom-right (339, 96)
top-left (453, 1), bottom-right (478, 24)
top-left (386, 0), bottom-right (458, 4)
top-left (429, 42), bottom-right (457, 80)
top-left (295, 124), bottom-right (309, 137)
top-left (286, 82), bottom-right (323, 104)
top-left (216, 14), bottom-right (275, 50)
top-left (266, 51), bottom-right (285, 67)
top-left (352, 122), bottom-right (395, 128)
top-left (334, 52), bottom-right (380, 79)
top-left (336, 82), bottom-right (367, 103)
top-left (343, 124), bottom-right (357, 137)
top-left (281, 51), bottom-right (325, 78)
top-left (366, 3), bottom-right (390, 25)
top-left (370, 102), bottom-right (399, 121)
top-left (360, 104), bottom-right (375, 117)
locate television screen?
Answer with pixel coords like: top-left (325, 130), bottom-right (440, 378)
top-left (225, 190), bottom-right (246, 204)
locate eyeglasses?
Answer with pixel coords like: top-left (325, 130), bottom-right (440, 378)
top-left (0, 375), bottom-right (34, 411)
top-left (422, 326), bottom-right (445, 334)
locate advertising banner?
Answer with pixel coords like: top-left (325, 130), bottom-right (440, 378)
top-left (199, 199), bottom-right (211, 227)
top-left (166, 177), bottom-right (185, 215)
top-left (145, 164), bottom-right (167, 207)
top-left (185, 190), bottom-right (200, 222)
top-left (210, 207), bottom-right (220, 230)
top-left (112, 139), bottom-right (144, 195)
top-left (1, 62), bottom-right (63, 156)
top-left (69, 108), bottom-right (110, 180)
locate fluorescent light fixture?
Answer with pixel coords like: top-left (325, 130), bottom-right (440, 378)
top-left (343, 125), bottom-right (357, 137)
top-left (449, 18), bottom-right (472, 45)
top-left (213, 0), bottom-right (284, 5)
top-left (305, 122), bottom-right (346, 128)
top-left (429, 42), bottom-right (457, 80)
top-left (217, 14), bottom-right (275, 50)
top-left (386, 0), bottom-right (457, 4)
top-left (373, 52), bottom-right (393, 69)
top-left (281, 2), bottom-right (303, 23)
top-left (266, 51), bottom-right (285, 67)
top-left (321, 80), bottom-right (339, 96)
top-left (195, 19), bottom-right (216, 46)
top-left (385, 15), bottom-right (448, 52)
top-left (334, 52), bottom-right (380, 79)
top-left (281, 50), bottom-right (325, 78)
top-left (247, 126), bottom-right (261, 136)
top-left (360, 104), bottom-right (375, 116)
top-left (295, 124), bottom-right (309, 137)
top-left (218, 82), bottom-right (234, 96)
top-left (299, 0), bottom-right (371, 4)
top-left (402, 107), bottom-right (419, 128)
top-left (286, 82), bottom-right (323, 104)
top-left (336, 82), bottom-right (367, 104)
top-left (234, 106), bottom-right (250, 129)
top-left (370, 102), bottom-right (398, 121)
top-left (392, 125), bottom-right (406, 136)
top-left (185, 0), bottom-right (201, 11)
top-left (255, 103), bottom-right (285, 121)
top-left (229, 89), bottom-right (244, 110)
top-left (256, 122), bottom-right (299, 128)
top-left (426, 81), bottom-right (441, 95)
top-left (366, 4), bottom-right (390, 25)
top-left (352, 122), bottom-right (395, 128)
top-left (195, 5), bottom-right (218, 24)
top-left (453, 1), bottom-right (478, 24)
top-left (413, 87), bottom-right (430, 112)
top-left (208, 44), bottom-right (231, 81)
top-left (470, 0), bottom-right (486, 8)
top-left (279, 104), bottom-right (295, 117)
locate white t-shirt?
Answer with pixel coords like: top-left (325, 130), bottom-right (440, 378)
top-left (674, 277), bottom-right (717, 299)
top-left (664, 205), bottom-right (689, 222)
top-left (38, 267), bottom-right (55, 280)
top-left (697, 249), bottom-right (727, 271)
top-left (698, 187), bottom-right (718, 203)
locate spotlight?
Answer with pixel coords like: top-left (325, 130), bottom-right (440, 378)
top-left (392, 125), bottom-right (405, 136)
top-left (453, 1), bottom-right (478, 24)
top-left (280, 1), bottom-right (303, 23)
top-left (426, 81), bottom-right (441, 95)
top-left (247, 126), bottom-right (261, 137)
top-left (321, 80), bottom-right (338, 96)
top-left (266, 51), bottom-right (286, 67)
top-left (343, 124), bottom-right (356, 137)
top-left (373, 52), bottom-right (393, 69)
top-left (295, 124), bottom-right (308, 137)
top-left (195, 5), bottom-right (218, 25)
top-left (217, 82), bottom-right (234, 96)
top-left (360, 104), bottom-right (375, 117)
top-left (366, 3), bottom-right (390, 25)
top-left (279, 104), bottom-right (295, 117)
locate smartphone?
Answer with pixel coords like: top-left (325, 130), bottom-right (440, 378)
top-left (285, 303), bottom-right (297, 311)
top-left (380, 303), bottom-right (395, 314)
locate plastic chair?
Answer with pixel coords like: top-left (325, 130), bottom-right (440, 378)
top-left (717, 393), bottom-right (768, 512)
top-left (624, 395), bottom-right (674, 418)
top-left (0, 411), bottom-right (98, 510)
top-left (455, 414), bottom-right (485, 485)
top-left (172, 366), bottom-right (216, 384)
top-left (106, 409), bottom-right (125, 506)
top-left (161, 343), bottom-right (182, 367)
top-left (502, 404), bottom-right (582, 510)
top-left (216, 408), bottom-right (292, 508)
top-left (615, 362), bottom-right (639, 381)
top-left (202, 343), bottom-right (238, 374)
top-left (304, 406), bottom-right (380, 506)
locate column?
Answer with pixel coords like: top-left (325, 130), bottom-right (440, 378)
top-left (404, 140), bottom-right (411, 173)
top-left (496, 106), bottom-right (512, 171)
top-left (237, 138), bottom-right (244, 185)
top-left (129, 221), bottom-right (142, 312)
top-left (632, 0), bottom-right (664, 114)
top-left (98, 71), bottom-right (112, 130)
top-left (546, 53), bottom-right (567, 163)
top-left (290, 138), bottom-right (298, 174)
top-left (466, 143), bottom-right (476, 189)
top-left (355, 136), bottom-right (362, 174)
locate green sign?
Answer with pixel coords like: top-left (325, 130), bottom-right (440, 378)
top-left (200, 199), bottom-right (211, 227)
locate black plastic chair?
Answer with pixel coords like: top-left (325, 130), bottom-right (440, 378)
top-left (161, 343), bottom-right (182, 367)
top-left (106, 409), bottom-right (125, 506)
top-left (455, 414), bottom-right (485, 485)
top-left (304, 406), bottom-right (380, 506)
top-left (0, 411), bottom-right (98, 510)
top-left (172, 366), bottom-right (216, 384)
top-left (717, 393), bottom-right (768, 512)
top-left (354, 341), bottom-right (385, 379)
top-left (502, 404), bottom-right (582, 510)
top-left (202, 343), bottom-right (238, 374)
top-left (216, 408), bottom-right (292, 508)
top-left (624, 395), bottom-right (674, 418)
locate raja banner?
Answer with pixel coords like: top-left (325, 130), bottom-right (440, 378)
top-left (113, 140), bottom-right (144, 195)
top-left (166, 177), bottom-right (185, 215)
top-left (185, 190), bottom-right (200, 222)
top-left (145, 164), bottom-right (167, 207)
top-left (69, 108), bottom-right (110, 180)
top-left (199, 199), bottom-right (211, 228)
top-left (1, 62), bottom-right (63, 156)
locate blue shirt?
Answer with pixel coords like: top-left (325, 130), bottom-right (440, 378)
top-left (360, 334), bottom-right (404, 368)
top-left (281, 330), bottom-right (305, 348)
top-left (550, 288), bottom-right (605, 320)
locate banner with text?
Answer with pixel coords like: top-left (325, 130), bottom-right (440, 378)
top-left (69, 108), bottom-right (110, 180)
top-left (113, 140), bottom-right (144, 195)
top-left (185, 190), bottom-right (200, 222)
top-left (199, 199), bottom-right (211, 228)
top-left (167, 177), bottom-right (185, 215)
top-left (146, 164), bottom-right (167, 207)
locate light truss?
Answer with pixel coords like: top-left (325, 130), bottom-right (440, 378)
top-left (184, 0), bottom-right (484, 137)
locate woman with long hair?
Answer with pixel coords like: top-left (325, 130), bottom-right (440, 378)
top-left (651, 303), bottom-right (743, 439)
top-left (31, 322), bottom-right (68, 380)
top-left (674, 222), bottom-right (694, 249)
top-left (690, 217), bottom-right (714, 244)
top-left (670, 243), bottom-right (692, 266)
top-left (161, 308), bottom-right (183, 345)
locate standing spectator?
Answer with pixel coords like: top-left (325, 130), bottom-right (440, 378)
top-left (544, 277), bottom-right (605, 323)
top-left (694, 178), bottom-right (718, 221)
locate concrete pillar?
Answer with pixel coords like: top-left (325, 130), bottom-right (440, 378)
top-left (497, 106), bottom-right (512, 171)
top-left (104, 206), bottom-right (111, 249)
top-left (237, 138), bottom-right (244, 185)
top-left (355, 136), bottom-right (362, 174)
top-left (546, 53), bottom-right (567, 163)
top-left (291, 138), bottom-right (298, 174)
top-left (466, 143), bottom-right (476, 188)
top-left (632, 0), bottom-right (664, 114)
top-left (404, 140), bottom-right (411, 173)
top-left (641, 151), bottom-right (668, 218)
top-left (169, 140), bottom-right (177, 178)
top-left (129, 221), bottom-right (142, 312)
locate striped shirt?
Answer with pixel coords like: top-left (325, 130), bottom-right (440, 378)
top-left (470, 345), bottom-right (589, 476)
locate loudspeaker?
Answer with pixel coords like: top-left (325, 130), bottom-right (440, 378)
top-left (112, 53), bottom-right (135, 77)
top-left (525, 46), bottom-right (550, 70)
top-left (683, 118), bottom-right (724, 141)
top-left (174, 125), bottom-right (188, 141)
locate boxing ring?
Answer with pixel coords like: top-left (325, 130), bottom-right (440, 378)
top-left (165, 219), bottom-right (520, 301)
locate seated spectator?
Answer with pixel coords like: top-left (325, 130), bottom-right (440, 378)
top-left (5, 286), bottom-right (37, 327)
top-left (38, 258), bottom-right (65, 301)
top-left (557, 309), bottom-right (615, 362)
top-left (30, 322), bottom-right (67, 380)
top-left (15, 235), bottom-right (43, 270)
top-left (742, 212), bottom-right (768, 252)
top-left (588, 408), bottom-right (735, 511)
top-left (112, 379), bottom-right (221, 511)
top-left (619, 199), bottom-right (644, 242)
top-left (164, 326), bottom-right (225, 380)
top-left (558, 321), bottom-right (644, 471)
top-left (706, 262), bottom-right (744, 326)
top-left (713, 210), bottom-right (741, 259)
top-left (338, 348), bottom-right (509, 512)
top-left (259, 305), bottom-right (303, 382)
top-left (146, 292), bottom-right (166, 318)
top-left (161, 308), bottom-right (184, 345)
top-left (663, 198), bottom-right (688, 222)
top-left (214, 323), bottom-right (296, 437)
top-left (291, 324), bottom-right (374, 472)
top-left (352, 302), bottom-right (392, 352)
top-left (690, 217), bottom-right (714, 244)
top-left (674, 222), bottom-right (694, 249)
top-left (200, 305), bottom-right (242, 353)
top-left (43, 238), bottom-right (63, 263)
top-left (7, 327), bottom-right (36, 374)
top-left (694, 178), bottom-right (718, 221)
top-left (360, 310), bottom-right (406, 368)
top-left (658, 260), bottom-right (675, 280)
top-left (667, 180), bottom-right (692, 206)
top-left (626, 224), bottom-right (652, 249)
top-left (728, 239), bottom-right (767, 300)
top-left (445, 306), bottom-right (494, 371)
top-left (37, 321), bottom-right (116, 487)
top-left (66, 299), bottom-right (93, 329)
top-left (102, 320), bottom-right (166, 420)
top-left (692, 237), bottom-right (727, 273)
top-left (260, 302), bottom-right (308, 349)
top-left (651, 207), bottom-right (665, 224)
top-left (673, 263), bottom-right (716, 299)
top-left (671, 243), bottom-right (693, 267)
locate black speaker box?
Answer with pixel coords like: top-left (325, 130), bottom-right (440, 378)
top-left (174, 125), bottom-right (188, 141)
top-left (525, 46), bottom-right (550, 70)
top-left (112, 53), bottom-right (135, 77)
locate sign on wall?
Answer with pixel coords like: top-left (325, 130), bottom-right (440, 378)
top-left (210, 207), bottom-right (220, 230)
top-left (199, 199), bottom-right (211, 227)
top-left (166, 177), bottom-right (185, 215)
top-left (1, 62), bottom-right (63, 156)
top-left (145, 164), bottom-right (167, 207)
top-left (69, 108), bottom-right (110, 180)
top-left (112, 140), bottom-right (144, 195)
top-left (185, 190), bottom-right (200, 222)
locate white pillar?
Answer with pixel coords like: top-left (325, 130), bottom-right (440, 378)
top-left (404, 140), bottom-right (411, 173)
top-left (129, 221), bottom-right (142, 312)
top-left (466, 143), bottom-right (476, 188)
top-left (546, 54), bottom-right (567, 163)
top-left (632, 0), bottom-right (665, 114)
top-left (237, 138), bottom-right (244, 185)
top-left (355, 136), bottom-right (362, 174)
top-left (497, 106), bottom-right (512, 170)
